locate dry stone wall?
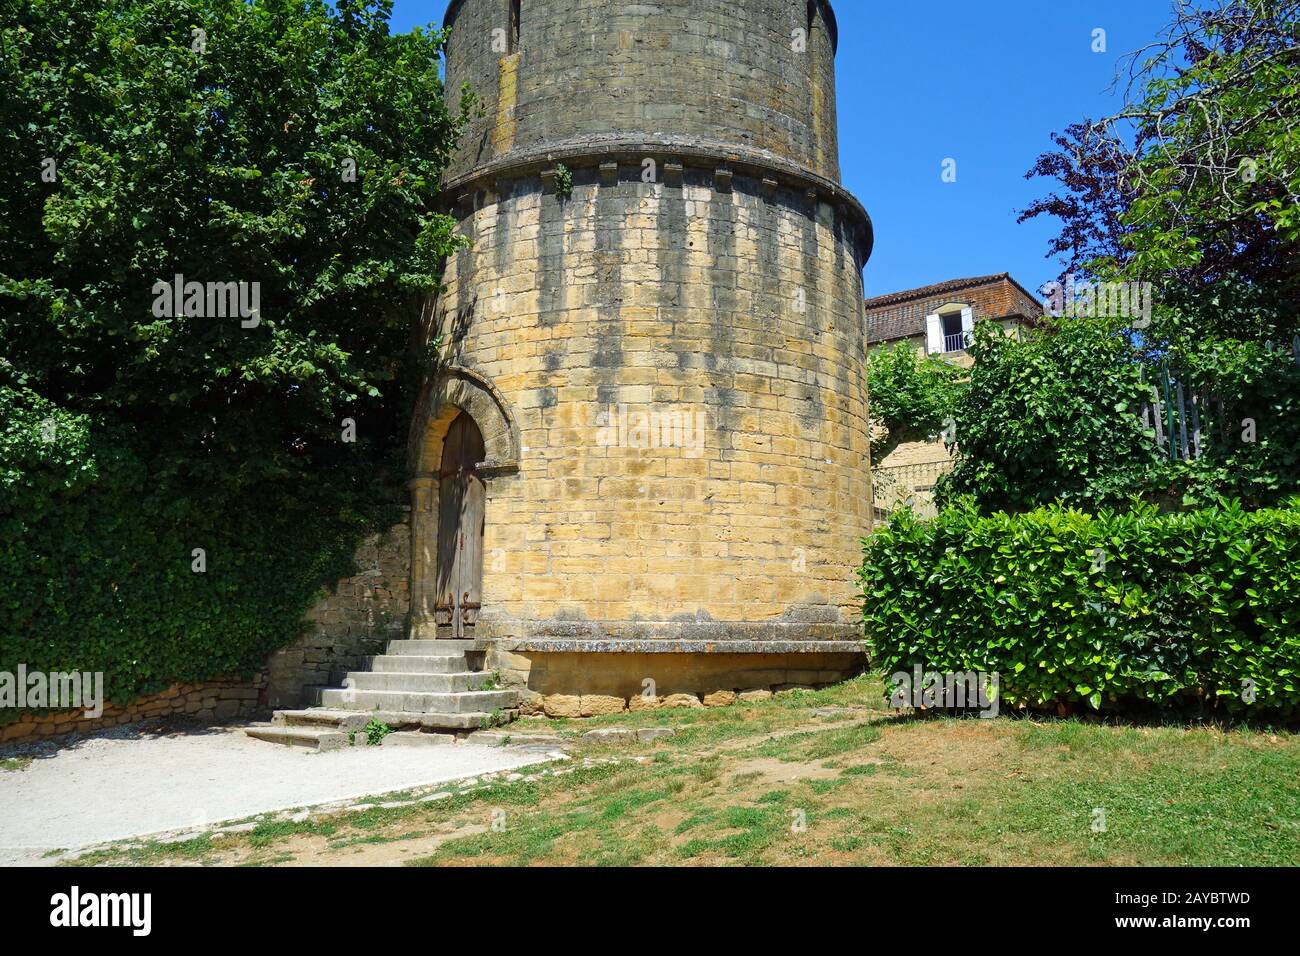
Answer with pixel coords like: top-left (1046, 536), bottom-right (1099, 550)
top-left (0, 676), bottom-right (264, 743)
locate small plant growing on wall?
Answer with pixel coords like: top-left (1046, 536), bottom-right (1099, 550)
top-left (553, 163), bottom-right (573, 200)
top-left (365, 718), bottom-right (393, 745)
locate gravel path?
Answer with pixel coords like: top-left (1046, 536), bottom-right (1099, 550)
top-left (0, 722), bottom-right (553, 866)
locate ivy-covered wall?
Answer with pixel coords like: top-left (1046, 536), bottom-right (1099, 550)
top-left (0, 387), bottom-right (402, 731)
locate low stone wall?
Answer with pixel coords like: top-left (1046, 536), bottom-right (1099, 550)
top-left (0, 675), bottom-right (265, 743)
top-left (264, 515), bottom-right (411, 709)
top-left (488, 646), bottom-right (866, 718)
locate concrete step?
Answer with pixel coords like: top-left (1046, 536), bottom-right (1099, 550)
top-left (369, 654), bottom-right (467, 674)
top-left (346, 671), bottom-right (492, 693)
top-left (386, 639), bottom-right (484, 656)
top-left (468, 729), bottom-right (572, 749)
top-left (382, 731), bottom-right (454, 748)
top-left (317, 688), bottom-right (518, 715)
top-left (273, 709), bottom-right (370, 731)
top-left (244, 724), bottom-right (349, 752)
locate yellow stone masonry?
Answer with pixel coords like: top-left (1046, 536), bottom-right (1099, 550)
top-left (411, 171), bottom-right (872, 642)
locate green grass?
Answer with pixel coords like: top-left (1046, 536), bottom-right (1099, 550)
top-left (63, 675), bottom-right (1300, 868)
top-left (676, 805), bottom-right (787, 861)
top-left (0, 757), bottom-right (32, 772)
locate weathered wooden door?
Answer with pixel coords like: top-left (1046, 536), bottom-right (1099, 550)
top-left (434, 412), bottom-right (486, 638)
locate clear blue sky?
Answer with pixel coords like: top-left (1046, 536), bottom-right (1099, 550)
top-left (389, 0), bottom-right (1176, 298)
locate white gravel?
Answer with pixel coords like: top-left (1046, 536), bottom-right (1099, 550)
top-left (0, 722), bottom-right (552, 865)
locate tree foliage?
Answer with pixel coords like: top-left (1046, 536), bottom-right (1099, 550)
top-left (956, 0), bottom-right (1300, 512)
top-left (933, 319), bottom-right (1300, 514)
top-left (1167, 335), bottom-right (1300, 506)
top-left (1, 0), bottom-right (469, 475)
top-left (0, 0), bottom-right (467, 707)
top-left (935, 320), bottom-right (1168, 512)
top-left (1021, 0), bottom-right (1299, 329)
top-left (866, 344), bottom-right (966, 463)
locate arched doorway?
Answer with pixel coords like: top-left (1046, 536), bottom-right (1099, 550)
top-left (434, 411), bottom-right (486, 638)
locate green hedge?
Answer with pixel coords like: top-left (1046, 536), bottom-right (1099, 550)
top-left (859, 501), bottom-right (1300, 718)
top-left (0, 386), bottom-right (394, 719)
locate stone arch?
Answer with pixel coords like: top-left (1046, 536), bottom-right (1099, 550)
top-left (409, 366), bottom-right (520, 479)
top-left (407, 366), bottom-right (519, 638)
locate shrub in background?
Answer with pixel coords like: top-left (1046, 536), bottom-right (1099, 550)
top-left (865, 342), bottom-right (966, 463)
top-left (934, 318), bottom-right (1168, 513)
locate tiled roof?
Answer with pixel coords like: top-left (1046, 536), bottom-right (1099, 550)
top-left (865, 311), bottom-right (929, 345)
top-left (864, 273), bottom-right (1010, 309)
top-left (864, 273), bottom-right (1044, 345)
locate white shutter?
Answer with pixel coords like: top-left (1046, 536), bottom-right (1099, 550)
top-left (925, 313), bottom-right (942, 354)
top-left (960, 306), bottom-right (975, 348)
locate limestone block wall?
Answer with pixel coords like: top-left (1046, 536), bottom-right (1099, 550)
top-left (489, 646), bottom-right (864, 716)
top-left (416, 160), bottom-right (872, 642)
top-left (413, 0), bottom-right (873, 653)
top-left (265, 515), bottom-right (411, 708)
top-left (443, 0), bottom-right (842, 182)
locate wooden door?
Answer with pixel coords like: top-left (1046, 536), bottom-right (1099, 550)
top-left (434, 412), bottom-right (486, 638)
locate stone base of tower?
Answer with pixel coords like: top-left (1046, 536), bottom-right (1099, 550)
top-left (484, 639), bottom-right (867, 717)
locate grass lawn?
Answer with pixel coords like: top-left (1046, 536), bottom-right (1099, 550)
top-left (68, 676), bottom-right (1300, 867)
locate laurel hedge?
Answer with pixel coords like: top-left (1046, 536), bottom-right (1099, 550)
top-left (859, 501), bottom-right (1300, 718)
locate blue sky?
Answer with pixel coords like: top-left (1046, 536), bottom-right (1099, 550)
top-left (389, 1), bottom-right (1175, 298)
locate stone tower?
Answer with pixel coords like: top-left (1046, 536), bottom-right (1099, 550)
top-left (408, 0), bottom-right (875, 708)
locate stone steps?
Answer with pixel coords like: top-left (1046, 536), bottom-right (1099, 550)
top-left (368, 654), bottom-right (467, 674)
top-left (246, 637), bottom-right (518, 749)
top-left (273, 707), bottom-right (514, 732)
top-left (244, 724), bottom-right (349, 752)
top-left (386, 639), bottom-right (485, 656)
top-left (346, 671), bottom-right (489, 693)
top-left (273, 708), bottom-right (371, 731)
top-left (317, 687), bottom-right (517, 714)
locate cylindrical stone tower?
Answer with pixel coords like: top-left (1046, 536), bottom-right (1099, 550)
top-left (409, 0), bottom-right (874, 706)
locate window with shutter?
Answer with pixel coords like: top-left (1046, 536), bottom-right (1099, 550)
top-left (925, 313), bottom-right (943, 354)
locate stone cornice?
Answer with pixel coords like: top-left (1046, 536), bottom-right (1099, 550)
top-left (441, 1), bottom-right (840, 52)
top-left (441, 133), bottom-right (874, 262)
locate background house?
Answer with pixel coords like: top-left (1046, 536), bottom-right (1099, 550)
top-left (866, 273), bottom-right (1042, 516)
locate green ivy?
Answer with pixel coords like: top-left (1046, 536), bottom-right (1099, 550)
top-left (860, 499), bottom-right (1300, 718)
top-left (0, 386), bottom-right (399, 720)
